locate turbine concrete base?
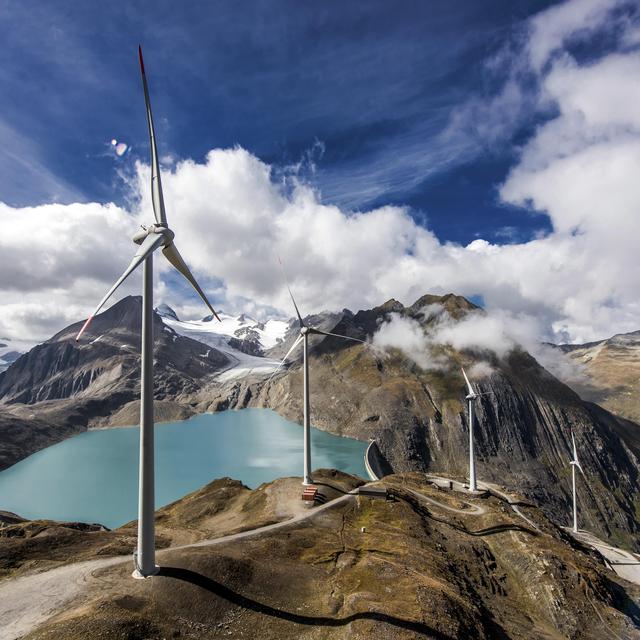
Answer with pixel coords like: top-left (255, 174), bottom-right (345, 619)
top-left (132, 566), bottom-right (160, 580)
top-left (463, 486), bottom-right (489, 497)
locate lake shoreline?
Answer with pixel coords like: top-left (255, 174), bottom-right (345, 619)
top-left (0, 408), bottom-right (368, 528)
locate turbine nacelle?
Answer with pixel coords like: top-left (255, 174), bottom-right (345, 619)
top-left (133, 225), bottom-right (174, 246)
top-left (569, 432), bottom-right (585, 476)
top-left (461, 367), bottom-right (478, 401)
top-left (569, 459), bottom-right (584, 474)
top-left (267, 257), bottom-right (367, 383)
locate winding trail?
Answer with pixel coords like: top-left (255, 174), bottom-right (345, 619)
top-left (2, 476), bottom-right (634, 640)
top-left (423, 473), bottom-right (542, 532)
top-left (384, 482), bottom-right (487, 517)
top-left (0, 494), bottom-right (354, 640)
top-left (0, 481), bottom-right (493, 640)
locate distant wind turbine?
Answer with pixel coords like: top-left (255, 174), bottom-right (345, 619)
top-left (76, 46), bottom-right (221, 579)
top-left (461, 367), bottom-right (491, 493)
top-left (270, 262), bottom-right (365, 486)
top-left (569, 431), bottom-right (585, 533)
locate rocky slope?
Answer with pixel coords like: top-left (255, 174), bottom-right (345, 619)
top-left (2, 472), bottom-right (639, 639)
top-left (0, 296), bottom-right (230, 469)
top-left (553, 330), bottom-right (640, 424)
top-left (199, 294), bottom-right (640, 551)
top-left (1, 292), bottom-right (639, 552)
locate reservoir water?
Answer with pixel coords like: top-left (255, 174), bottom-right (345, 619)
top-left (0, 409), bottom-right (368, 528)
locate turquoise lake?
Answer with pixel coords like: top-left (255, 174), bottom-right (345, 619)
top-left (0, 409), bottom-right (368, 528)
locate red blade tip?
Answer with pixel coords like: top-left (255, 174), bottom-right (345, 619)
top-left (75, 315), bottom-right (94, 342)
top-left (138, 46), bottom-right (145, 74)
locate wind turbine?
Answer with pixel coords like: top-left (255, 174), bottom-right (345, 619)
top-left (75, 46), bottom-right (221, 579)
top-left (270, 265), bottom-right (365, 486)
top-left (569, 431), bottom-right (585, 533)
top-left (461, 367), bottom-right (489, 493)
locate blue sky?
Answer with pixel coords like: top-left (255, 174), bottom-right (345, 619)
top-left (1, 0), bottom-right (640, 351)
top-left (0, 0), bottom-right (557, 244)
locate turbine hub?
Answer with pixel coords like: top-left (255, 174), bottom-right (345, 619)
top-left (133, 224), bottom-right (174, 246)
top-left (300, 326), bottom-right (309, 335)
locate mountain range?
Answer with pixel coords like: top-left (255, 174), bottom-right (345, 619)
top-left (0, 293), bottom-right (639, 553)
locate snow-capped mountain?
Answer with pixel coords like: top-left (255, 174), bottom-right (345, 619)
top-left (156, 304), bottom-right (289, 382)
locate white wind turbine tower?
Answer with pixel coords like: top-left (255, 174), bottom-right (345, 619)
top-left (270, 266), bottom-right (365, 486)
top-left (461, 367), bottom-right (490, 492)
top-left (569, 431), bottom-right (585, 533)
top-left (76, 47), bottom-right (221, 579)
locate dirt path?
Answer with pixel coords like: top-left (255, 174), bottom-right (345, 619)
top-left (0, 557), bottom-right (126, 640)
top-left (5, 478), bottom-right (625, 640)
top-left (0, 494), bottom-right (354, 640)
top-left (383, 481), bottom-right (487, 516)
top-left (423, 473), bottom-right (542, 531)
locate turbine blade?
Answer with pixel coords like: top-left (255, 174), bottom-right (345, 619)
top-left (461, 367), bottom-right (474, 396)
top-left (572, 432), bottom-right (578, 463)
top-left (162, 242), bottom-right (221, 321)
top-left (138, 46), bottom-right (167, 227)
top-left (76, 232), bottom-right (164, 341)
top-left (278, 256), bottom-right (304, 326)
top-left (309, 328), bottom-right (365, 344)
top-left (267, 334), bottom-right (303, 382)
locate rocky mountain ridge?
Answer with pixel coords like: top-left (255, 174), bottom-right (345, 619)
top-left (0, 296), bottom-right (230, 467)
top-left (198, 294), bottom-right (640, 551)
top-left (551, 330), bottom-right (640, 424)
top-left (0, 292), bottom-right (639, 552)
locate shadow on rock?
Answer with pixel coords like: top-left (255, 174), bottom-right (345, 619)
top-left (157, 565), bottom-right (454, 638)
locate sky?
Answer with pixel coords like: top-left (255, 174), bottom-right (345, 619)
top-left (1, 0), bottom-right (639, 350)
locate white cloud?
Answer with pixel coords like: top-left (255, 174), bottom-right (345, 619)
top-left (372, 313), bottom-right (437, 370)
top-left (0, 201), bottom-right (138, 343)
top-left (2, 0), bottom-right (640, 364)
top-left (526, 0), bottom-right (623, 72)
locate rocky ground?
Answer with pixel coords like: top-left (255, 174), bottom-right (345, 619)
top-left (1, 471), bottom-right (639, 639)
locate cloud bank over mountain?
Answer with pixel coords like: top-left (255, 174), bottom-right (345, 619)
top-left (0, 0), bottom-right (638, 353)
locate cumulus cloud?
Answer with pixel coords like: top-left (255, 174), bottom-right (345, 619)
top-left (1, 0), bottom-right (640, 371)
top-left (371, 305), bottom-right (538, 370)
top-left (371, 304), bottom-right (592, 386)
top-left (526, 0), bottom-right (624, 72)
top-left (0, 201), bottom-right (138, 342)
top-left (372, 313), bottom-right (437, 370)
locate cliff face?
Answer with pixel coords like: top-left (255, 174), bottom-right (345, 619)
top-left (201, 294), bottom-right (640, 551)
top-left (0, 296), bottom-right (230, 468)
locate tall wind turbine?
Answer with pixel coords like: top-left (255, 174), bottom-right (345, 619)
top-left (76, 47), bottom-right (221, 579)
top-left (569, 432), bottom-right (585, 533)
top-left (270, 266), bottom-right (365, 486)
top-left (461, 367), bottom-right (484, 492)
